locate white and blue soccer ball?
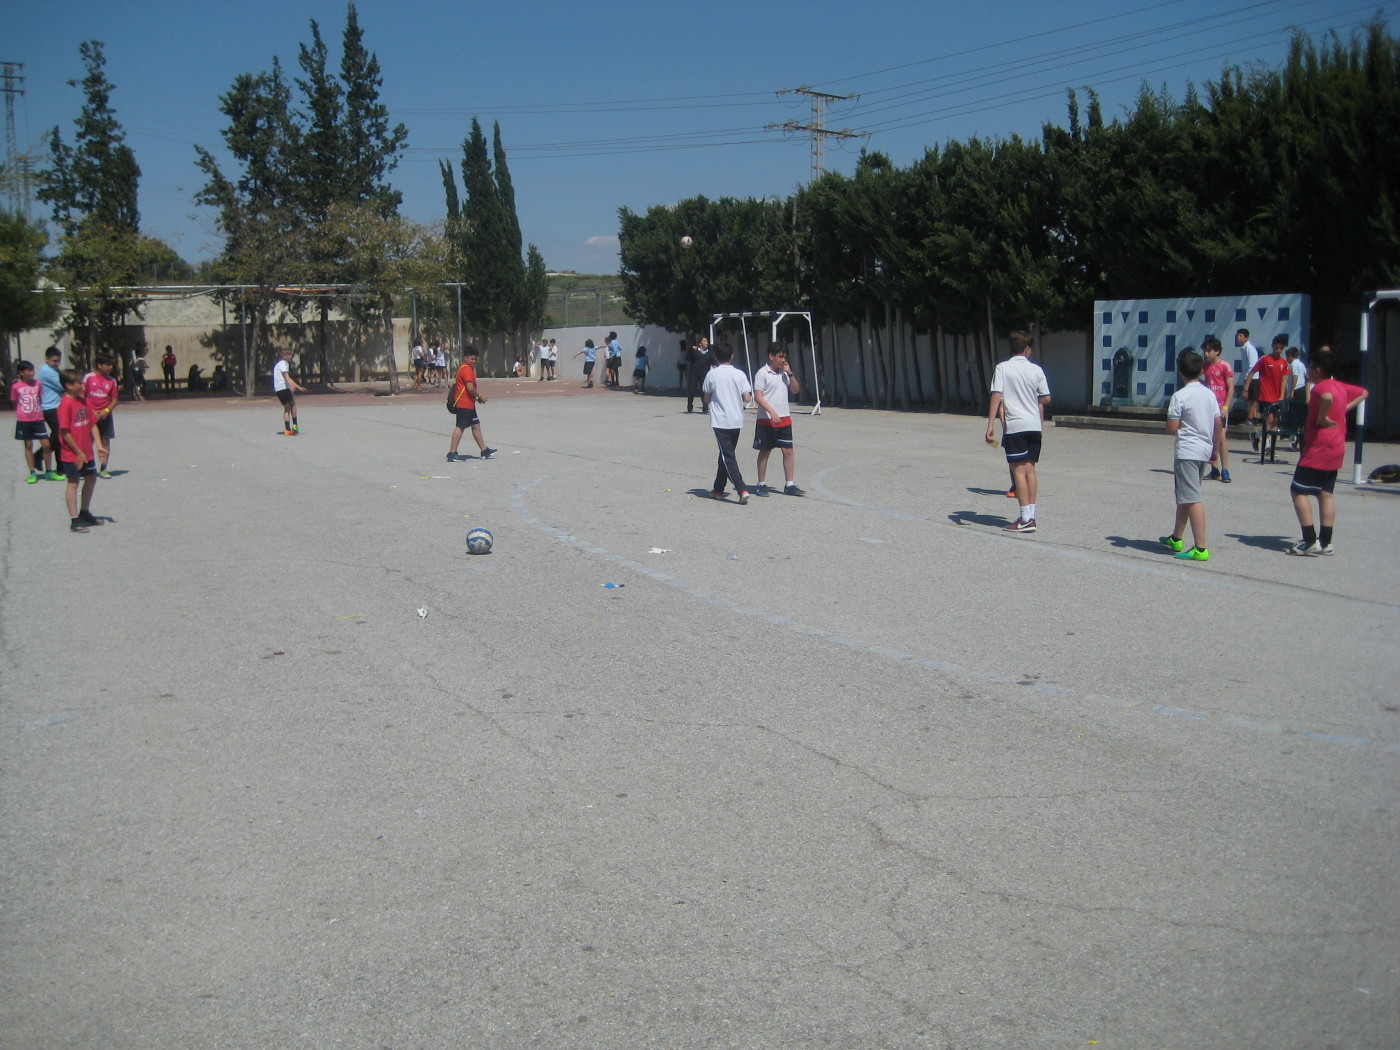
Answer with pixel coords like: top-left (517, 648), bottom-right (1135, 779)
top-left (465, 527), bottom-right (493, 555)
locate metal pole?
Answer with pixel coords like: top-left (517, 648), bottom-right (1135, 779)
top-left (1354, 296), bottom-right (1373, 485)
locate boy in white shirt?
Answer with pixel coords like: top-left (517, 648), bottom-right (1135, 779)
top-left (1160, 348), bottom-right (1219, 562)
top-left (752, 344), bottom-right (804, 496)
top-left (701, 343), bottom-right (753, 504)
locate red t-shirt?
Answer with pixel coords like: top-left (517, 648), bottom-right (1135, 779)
top-left (1299, 377), bottom-right (1366, 472)
top-left (1255, 354), bottom-right (1290, 403)
top-left (84, 371), bottom-right (119, 413)
top-left (56, 394), bottom-right (94, 462)
top-left (450, 363), bottom-right (477, 410)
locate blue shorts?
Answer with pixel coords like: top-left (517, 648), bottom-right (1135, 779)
top-left (753, 422), bottom-right (794, 451)
top-left (14, 420), bottom-right (48, 441)
top-left (96, 415), bottom-right (115, 440)
top-left (63, 459), bottom-right (97, 481)
top-left (453, 407), bottom-right (480, 428)
top-left (1291, 465), bottom-right (1337, 495)
top-left (1002, 430), bottom-right (1042, 463)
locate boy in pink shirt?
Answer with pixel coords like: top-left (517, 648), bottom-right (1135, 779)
top-left (84, 353), bottom-right (120, 478)
top-left (1285, 349), bottom-right (1368, 556)
top-left (10, 360), bottom-right (60, 482)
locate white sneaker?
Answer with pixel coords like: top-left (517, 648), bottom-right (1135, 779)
top-left (1285, 540), bottom-right (1321, 556)
top-left (1315, 543), bottom-right (1334, 556)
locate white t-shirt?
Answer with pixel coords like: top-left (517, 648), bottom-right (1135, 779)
top-left (753, 364), bottom-right (791, 421)
top-left (990, 354), bottom-right (1050, 434)
top-left (1288, 357), bottom-right (1307, 395)
top-left (702, 363), bottom-right (752, 429)
top-left (272, 358), bottom-right (291, 392)
top-left (1239, 340), bottom-right (1259, 378)
top-left (1168, 380), bottom-right (1219, 462)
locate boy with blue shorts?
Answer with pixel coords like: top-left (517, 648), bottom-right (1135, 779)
top-left (1160, 348), bottom-right (1218, 562)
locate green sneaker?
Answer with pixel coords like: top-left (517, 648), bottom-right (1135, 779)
top-left (45, 471), bottom-right (64, 481)
top-left (1175, 547), bottom-right (1211, 562)
top-left (26, 473), bottom-right (39, 484)
top-left (1160, 535), bottom-right (1184, 553)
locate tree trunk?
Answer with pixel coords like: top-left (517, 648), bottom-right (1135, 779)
top-left (384, 298), bottom-right (399, 394)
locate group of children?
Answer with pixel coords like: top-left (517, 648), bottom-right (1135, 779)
top-left (411, 339), bottom-right (449, 387)
top-left (1162, 344), bottom-right (1367, 561)
top-left (10, 349), bottom-right (119, 533)
top-left (569, 334), bottom-right (650, 393)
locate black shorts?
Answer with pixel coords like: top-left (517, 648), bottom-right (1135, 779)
top-left (1291, 465), bottom-right (1338, 495)
top-left (96, 415), bottom-right (115, 439)
top-left (43, 408), bottom-right (60, 436)
top-left (753, 422), bottom-right (794, 451)
top-left (453, 407), bottom-right (480, 428)
top-left (633, 368), bottom-right (647, 380)
top-left (276, 388), bottom-right (295, 406)
top-left (62, 459), bottom-right (97, 481)
top-left (14, 420), bottom-right (48, 441)
top-left (1246, 378), bottom-right (1260, 402)
top-left (1002, 430), bottom-right (1043, 463)
top-left (583, 361), bottom-right (595, 375)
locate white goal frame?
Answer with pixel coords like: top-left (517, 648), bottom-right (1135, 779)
top-left (708, 310), bottom-right (822, 415)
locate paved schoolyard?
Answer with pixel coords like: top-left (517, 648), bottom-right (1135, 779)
top-left (3, 383), bottom-right (1397, 1050)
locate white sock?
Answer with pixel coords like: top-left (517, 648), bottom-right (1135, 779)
top-left (1024, 504), bottom-right (1036, 521)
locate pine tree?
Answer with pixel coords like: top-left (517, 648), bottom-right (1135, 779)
top-left (37, 40), bottom-right (147, 364)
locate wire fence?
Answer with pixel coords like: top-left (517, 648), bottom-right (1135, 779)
top-left (543, 286), bottom-right (633, 328)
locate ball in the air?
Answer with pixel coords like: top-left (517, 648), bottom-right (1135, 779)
top-left (680, 235), bottom-right (693, 246)
top-left (466, 527), bottom-right (494, 555)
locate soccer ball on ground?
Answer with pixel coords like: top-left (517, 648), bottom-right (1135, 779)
top-left (466, 527), bottom-right (493, 555)
top-left (680, 235), bottom-right (693, 246)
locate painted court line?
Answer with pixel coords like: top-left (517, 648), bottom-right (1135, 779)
top-left (511, 474), bottom-right (1396, 758)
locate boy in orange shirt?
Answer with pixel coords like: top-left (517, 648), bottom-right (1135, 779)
top-left (446, 347), bottom-right (496, 461)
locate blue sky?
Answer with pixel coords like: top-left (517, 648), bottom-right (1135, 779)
top-left (5, 0), bottom-right (1392, 274)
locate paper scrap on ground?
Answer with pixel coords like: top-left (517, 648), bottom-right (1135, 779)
top-left (648, 548), bottom-right (671, 554)
top-left (417, 608), bottom-right (427, 618)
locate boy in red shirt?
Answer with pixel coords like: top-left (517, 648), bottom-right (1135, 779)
top-left (57, 370), bottom-right (100, 532)
top-left (445, 347), bottom-right (496, 461)
top-left (1200, 337), bottom-right (1234, 482)
top-left (1285, 349), bottom-right (1368, 556)
top-left (84, 353), bottom-right (120, 478)
top-left (1242, 336), bottom-right (1290, 456)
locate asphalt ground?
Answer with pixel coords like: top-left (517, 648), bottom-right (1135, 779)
top-left (3, 380), bottom-right (1398, 1050)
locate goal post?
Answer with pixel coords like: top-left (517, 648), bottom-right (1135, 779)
top-left (708, 310), bottom-right (822, 415)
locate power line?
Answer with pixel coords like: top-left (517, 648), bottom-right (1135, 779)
top-left (768, 86), bottom-right (865, 182)
top-left (2, 60), bottom-right (29, 217)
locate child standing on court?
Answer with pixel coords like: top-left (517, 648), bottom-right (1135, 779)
top-left (84, 353), bottom-right (120, 477)
top-left (1161, 348), bottom-right (1218, 562)
top-left (632, 346), bottom-right (649, 394)
top-left (1200, 337), bottom-right (1234, 482)
top-left (10, 360), bottom-right (60, 482)
top-left (57, 369), bottom-right (100, 532)
top-left (446, 346), bottom-right (496, 461)
top-left (1285, 348), bottom-right (1368, 556)
top-left (272, 348), bottom-right (306, 435)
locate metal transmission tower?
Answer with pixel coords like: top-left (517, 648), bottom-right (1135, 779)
top-left (769, 85), bottom-right (863, 182)
top-left (2, 61), bottom-right (28, 217)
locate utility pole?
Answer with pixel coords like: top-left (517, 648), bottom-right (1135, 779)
top-left (769, 85), bottom-right (864, 183)
top-left (2, 61), bottom-right (28, 217)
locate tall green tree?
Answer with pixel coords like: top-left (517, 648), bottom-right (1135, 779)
top-left (197, 2), bottom-right (409, 388)
top-left (442, 118), bottom-right (542, 373)
top-left (0, 208), bottom-right (62, 376)
top-left (37, 40), bottom-right (147, 365)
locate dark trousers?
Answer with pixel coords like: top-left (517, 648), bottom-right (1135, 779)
top-left (712, 427), bottom-right (747, 494)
